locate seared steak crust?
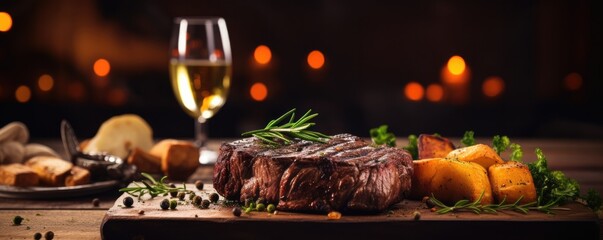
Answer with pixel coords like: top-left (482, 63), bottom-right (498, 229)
top-left (213, 134), bottom-right (413, 213)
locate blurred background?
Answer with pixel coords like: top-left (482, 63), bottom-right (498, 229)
top-left (0, 0), bottom-right (601, 140)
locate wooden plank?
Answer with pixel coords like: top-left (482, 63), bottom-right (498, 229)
top-left (0, 210), bottom-right (105, 240)
top-left (101, 184), bottom-right (600, 240)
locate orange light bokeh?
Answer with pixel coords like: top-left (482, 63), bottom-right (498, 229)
top-left (250, 82), bottom-right (268, 101)
top-left (93, 58), bottom-right (111, 77)
top-left (254, 45), bottom-right (272, 65)
top-left (307, 50), bottom-right (325, 69)
top-left (426, 84), bottom-right (444, 102)
top-left (15, 85), bottom-right (31, 103)
top-left (447, 55), bottom-right (466, 75)
top-left (441, 65), bottom-right (470, 85)
top-left (482, 76), bottom-right (505, 98)
top-left (38, 74), bottom-right (54, 91)
top-left (564, 72), bottom-right (583, 91)
top-left (404, 82), bottom-right (424, 101)
top-left (0, 12), bottom-right (12, 32)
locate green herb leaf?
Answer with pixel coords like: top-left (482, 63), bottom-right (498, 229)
top-left (369, 125), bottom-right (396, 147)
top-left (241, 109), bottom-right (330, 146)
top-left (119, 173), bottom-right (192, 200)
top-left (492, 135), bottom-right (510, 155)
top-left (509, 143), bottom-right (523, 162)
top-left (528, 148), bottom-right (580, 207)
top-left (583, 189), bottom-right (602, 211)
top-left (402, 134), bottom-right (418, 160)
top-left (461, 130), bottom-right (476, 147)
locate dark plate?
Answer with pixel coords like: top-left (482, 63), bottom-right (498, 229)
top-left (0, 180), bottom-right (120, 199)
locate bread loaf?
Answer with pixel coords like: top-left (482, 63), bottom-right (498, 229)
top-left (150, 139), bottom-right (199, 180)
top-left (65, 166), bottom-right (91, 186)
top-left (26, 156), bottom-right (73, 186)
top-left (127, 147), bottom-right (162, 173)
top-left (0, 163), bottom-right (39, 187)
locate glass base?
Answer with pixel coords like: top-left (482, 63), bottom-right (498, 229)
top-left (199, 148), bottom-right (218, 165)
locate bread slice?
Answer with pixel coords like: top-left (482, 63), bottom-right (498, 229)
top-left (0, 163), bottom-right (39, 187)
top-left (26, 156), bottom-right (73, 186)
top-left (150, 139), bottom-right (199, 181)
top-left (65, 166), bottom-right (91, 186)
top-left (127, 147), bottom-right (162, 173)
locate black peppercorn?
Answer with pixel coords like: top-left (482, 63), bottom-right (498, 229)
top-left (44, 231), bottom-right (54, 240)
top-left (413, 211), bottom-right (421, 221)
top-left (201, 199), bottom-right (210, 209)
top-left (92, 198), bottom-right (100, 207)
top-left (34, 232), bottom-right (42, 240)
top-left (195, 180), bottom-right (204, 190)
top-left (232, 207), bottom-right (242, 217)
top-left (123, 196), bottom-right (134, 208)
top-left (193, 196), bottom-right (202, 206)
top-left (177, 192), bottom-right (186, 201)
top-left (160, 199), bottom-right (170, 210)
top-left (209, 193), bottom-right (219, 203)
top-left (13, 215), bottom-right (23, 225)
top-left (169, 183), bottom-right (178, 198)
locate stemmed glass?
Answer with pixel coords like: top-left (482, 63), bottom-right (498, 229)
top-left (169, 17), bottom-right (232, 164)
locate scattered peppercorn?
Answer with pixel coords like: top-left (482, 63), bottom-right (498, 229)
top-left (188, 192), bottom-right (196, 200)
top-left (138, 210), bottom-right (145, 215)
top-left (209, 193), bottom-right (219, 203)
top-left (123, 196), bottom-right (134, 208)
top-left (177, 192), bottom-right (186, 201)
top-left (256, 203), bottom-right (266, 212)
top-left (201, 199), bottom-right (210, 209)
top-left (92, 198), bottom-right (100, 207)
top-left (160, 199), bottom-right (170, 210)
top-left (193, 196), bottom-right (202, 206)
top-left (422, 196), bottom-right (435, 208)
top-left (195, 180), bottom-right (204, 190)
top-left (34, 232), bottom-right (42, 240)
top-left (44, 231), bottom-right (54, 240)
top-left (413, 211), bottom-right (421, 221)
top-left (266, 204), bottom-right (276, 213)
top-left (13, 215), bottom-right (24, 225)
top-left (232, 207), bottom-right (242, 217)
top-left (430, 207), bottom-right (437, 212)
top-left (255, 197), bottom-right (265, 205)
top-left (170, 199), bottom-right (178, 210)
top-left (169, 183), bottom-right (178, 198)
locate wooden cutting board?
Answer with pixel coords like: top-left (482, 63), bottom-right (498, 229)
top-left (101, 184), bottom-right (599, 240)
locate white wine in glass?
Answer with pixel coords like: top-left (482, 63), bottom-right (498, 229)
top-left (169, 17), bottom-right (232, 164)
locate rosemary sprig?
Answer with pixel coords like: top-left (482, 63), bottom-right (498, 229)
top-left (429, 191), bottom-right (569, 214)
top-left (241, 108), bottom-right (330, 145)
top-left (119, 173), bottom-right (192, 199)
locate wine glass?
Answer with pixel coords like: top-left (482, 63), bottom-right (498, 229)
top-left (169, 17), bottom-right (232, 164)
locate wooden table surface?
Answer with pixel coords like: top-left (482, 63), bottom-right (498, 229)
top-left (0, 138), bottom-right (602, 239)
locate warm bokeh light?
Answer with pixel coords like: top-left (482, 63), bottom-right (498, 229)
top-left (68, 82), bottom-right (85, 100)
top-left (426, 83), bottom-right (444, 102)
top-left (482, 76), bottom-right (505, 97)
top-left (564, 72), bottom-right (583, 91)
top-left (250, 82), bottom-right (268, 101)
top-left (108, 87), bottom-right (127, 106)
top-left (93, 58), bottom-right (111, 77)
top-left (38, 74), bottom-right (54, 91)
top-left (404, 82), bottom-right (424, 101)
top-left (447, 55), bottom-right (466, 75)
top-left (253, 45), bottom-right (272, 64)
top-left (307, 50), bottom-right (325, 69)
top-left (0, 12), bottom-right (12, 32)
top-left (15, 85), bottom-right (31, 103)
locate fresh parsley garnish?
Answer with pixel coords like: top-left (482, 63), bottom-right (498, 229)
top-left (369, 125), bottom-right (396, 147)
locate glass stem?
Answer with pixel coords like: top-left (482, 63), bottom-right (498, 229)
top-left (195, 117), bottom-right (208, 148)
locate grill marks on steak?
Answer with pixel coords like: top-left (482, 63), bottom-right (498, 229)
top-left (213, 134), bottom-right (413, 213)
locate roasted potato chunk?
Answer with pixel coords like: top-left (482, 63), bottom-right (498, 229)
top-left (410, 158), bottom-right (493, 204)
top-left (488, 161), bottom-right (537, 204)
top-left (446, 144), bottom-right (503, 169)
top-left (418, 134), bottom-right (455, 159)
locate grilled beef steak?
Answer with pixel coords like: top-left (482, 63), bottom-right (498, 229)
top-left (213, 134), bottom-right (413, 213)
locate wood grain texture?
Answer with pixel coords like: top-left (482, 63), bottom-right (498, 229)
top-left (0, 210), bottom-right (105, 240)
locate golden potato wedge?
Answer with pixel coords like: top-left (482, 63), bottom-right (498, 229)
top-left (418, 134), bottom-right (455, 159)
top-left (410, 158), bottom-right (493, 204)
top-left (446, 144), bottom-right (503, 169)
top-left (488, 161), bottom-right (537, 204)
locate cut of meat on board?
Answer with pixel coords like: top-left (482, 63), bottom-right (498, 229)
top-left (213, 134), bottom-right (414, 213)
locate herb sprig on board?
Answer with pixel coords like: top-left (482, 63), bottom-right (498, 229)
top-left (430, 191), bottom-right (569, 214)
top-left (242, 109), bottom-right (330, 145)
top-left (119, 173), bottom-right (191, 199)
